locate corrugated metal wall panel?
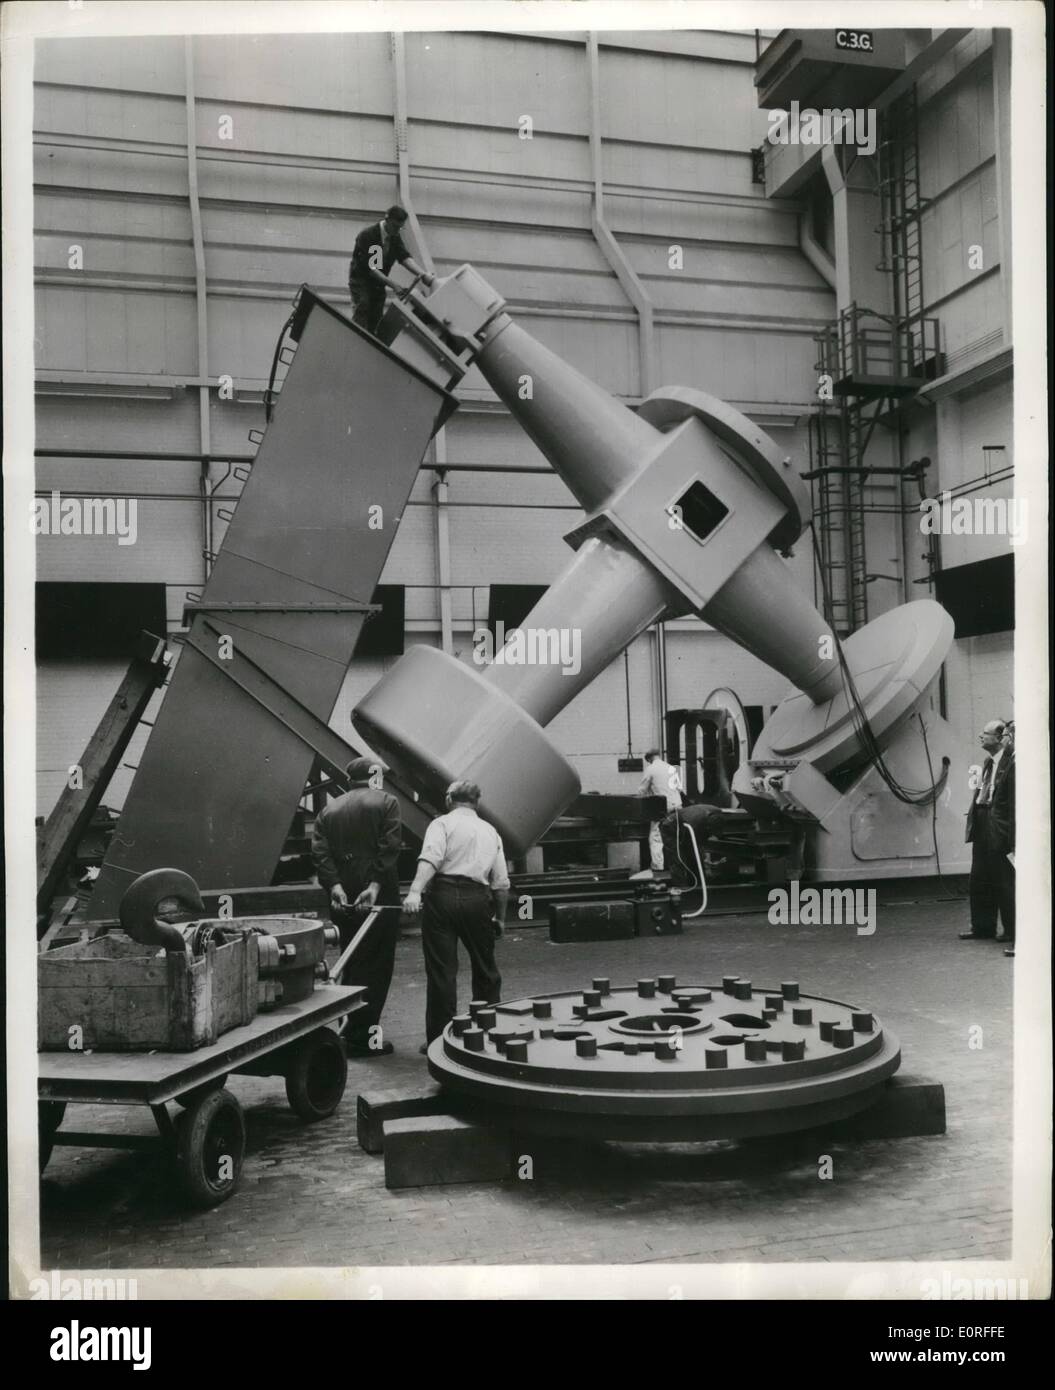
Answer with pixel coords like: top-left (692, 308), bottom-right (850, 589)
top-left (545, 632), bottom-right (658, 793)
top-left (657, 325), bottom-right (817, 405)
top-left (36, 502), bottom-right (202, 582)
top-left (605, 191), bottom-right (800, 246)
top-left (600, 48), bottom-right (763, 151)
top-left (603, 142), bottom-right (751, 197)
top-left (411, 175), bottom-right (592, 230)
top-left (405, 32), bottom-right (590, 133)
top-left (35, 37), bottom-right (186, 91)
top-left (196, 159), bottom-right (396, 214)
top-left (36, 285), bottom-right (198, 375)
top-left (943, 633), bottom-right (1013, 756)
top-left (447, 504), bottom-right (570, 587)
top-left (35, 393), bottom-right (200, 450)
top-left (932, 272), bottom-right (1004, 361)
top-left (191, 32), bottom-right (395, 113)
top-left (409, 128), bottom-right (591, 184)
top-left (36, 658), bottom-right (167, 819)
top-left (665, 628), bottom-right (793, 711)
top-left (193, 101), bottom-right (393, 164)
top-left (36, 85), bottom-right (188, 143)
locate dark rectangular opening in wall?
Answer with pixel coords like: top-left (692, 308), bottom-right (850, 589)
top-left (36, 583), bottom-right (167, 659)
top-left (488, 584), bottom-right (548, 639)
top-left (675, 480), bottom-right (729, 542)
top-left (934, 554), bottom-right (1014, 637)
top-left (355, 585), bottom-right (405, 658)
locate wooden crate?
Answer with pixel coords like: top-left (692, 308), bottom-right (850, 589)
top-left (38, 931), bottom-right (259, 1052)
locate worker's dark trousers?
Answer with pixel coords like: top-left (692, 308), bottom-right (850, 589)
top-left (349, 281), bottom-right (385, 336)
top-left (335, 874), bottom-right (401, 1046)
top-left (968, 815), bottom-right (1015, 940)
top-left (421, 878), bottom-right (501, 1042)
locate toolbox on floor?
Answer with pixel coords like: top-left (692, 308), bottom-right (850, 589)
top-left (548, 900), bottom-right (637, 943)
top-left (38, 931), bottom-right (259, 1052)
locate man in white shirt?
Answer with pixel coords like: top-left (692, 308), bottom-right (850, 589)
top-left (403, 780), bottom-right (510, 1047)
top-left (638, 749), bottom-right (684, 871)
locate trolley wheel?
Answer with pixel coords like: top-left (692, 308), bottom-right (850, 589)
top-left (175, 1087), bottom-right (246, 1208)
top-left (174, 1075), bottom-right (228, 1108)
top-left (39, 1101), bottom-right (67, 1174)
top-left (284, 1028), bottom-right (347, 1122)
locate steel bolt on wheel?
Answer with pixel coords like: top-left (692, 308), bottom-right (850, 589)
top-left (426, 976), bottom-right (900, 1141)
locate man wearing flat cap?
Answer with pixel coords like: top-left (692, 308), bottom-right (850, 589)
top-left (312, 758), bottom-right (403, 1056)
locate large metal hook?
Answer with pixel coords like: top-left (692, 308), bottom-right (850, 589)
top-left (119, 868), bottom-right (206, 955)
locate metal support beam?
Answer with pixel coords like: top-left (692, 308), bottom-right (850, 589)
top-left (991, 28), bottom-right (1013, 338)
top-left (391, 29), bottom-right (456, 655)
top-left (36, 633), bottom-right (170, 928)
top-left (585, 32), bottom-right (656, 398)
top-left (184, 37), bottom-right (213, 581)
top-left (390, 31), bottom-right (433, 278)
top-left (432, 462), bottom-right (455, 655)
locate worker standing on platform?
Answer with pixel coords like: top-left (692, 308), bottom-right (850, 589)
top-left (348, 205), bottom-right (434, 335)
top-left (402, 781), bottom-right (510, 1051)
top-left (639, 749), bottom-right (684, 871)
top-left (312, 757), bottom-right (403, 1057)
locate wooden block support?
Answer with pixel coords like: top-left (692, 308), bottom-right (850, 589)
top-left (357, 1084), bottom-right (451, 1154)
top-left (829, 1075), bottom-right (946, 1140)
top-left (382, 1114), bottom-right (512, 1189)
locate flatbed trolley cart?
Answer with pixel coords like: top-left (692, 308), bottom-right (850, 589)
top-left (38, 982), bottom-right (366, 1207)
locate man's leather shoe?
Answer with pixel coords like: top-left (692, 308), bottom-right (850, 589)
top-left (958, 931), bottom-right (991, 940)
top-left (1004, 948), bottom-right (1016, 957)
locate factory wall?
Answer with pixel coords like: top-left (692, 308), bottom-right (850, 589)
top-left (35, 28), bottom-right (839, 817)
top-left (900, 30), bottom-right (1014, 754)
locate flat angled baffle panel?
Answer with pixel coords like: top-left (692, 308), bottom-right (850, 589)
top-left (89, 295), bottom-right (454, 919)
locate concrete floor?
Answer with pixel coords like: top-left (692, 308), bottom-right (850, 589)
top-left (39, 895), bottom-right (1013, 1270)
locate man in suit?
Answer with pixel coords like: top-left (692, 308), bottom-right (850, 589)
top-left (348, 205), bottom-right (434, 335)
top-left (311, 757), bottom-right (403, 1056)
top-left (960, 718), bottom-right (1015, 945)
top-left (1000, 721), bottom-right (1016, 957)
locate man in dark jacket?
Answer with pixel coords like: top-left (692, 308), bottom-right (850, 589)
top-left (348, 205), bottom-right (433, 335)
top-left (312, 757), bottom-right (403, 1056)
top-left (960, 718), bottom-right (1015, 945)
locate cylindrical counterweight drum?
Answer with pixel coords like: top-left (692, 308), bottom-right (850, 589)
top-left (425, 977), bottom-right (900, 1140)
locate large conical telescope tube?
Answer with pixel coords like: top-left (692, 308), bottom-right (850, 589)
top-left (354, 269), bottom-right (946, 852)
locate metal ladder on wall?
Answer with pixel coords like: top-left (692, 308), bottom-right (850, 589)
top-left (810, 397), bottom-right (870, 636)
top-left (811, 84), bottom-right (933, 636)
top-left (878, 86), bottom-right (930, 373)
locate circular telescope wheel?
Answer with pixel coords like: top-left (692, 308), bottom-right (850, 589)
top-left (427, 978), bottom-right (899, 1141)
